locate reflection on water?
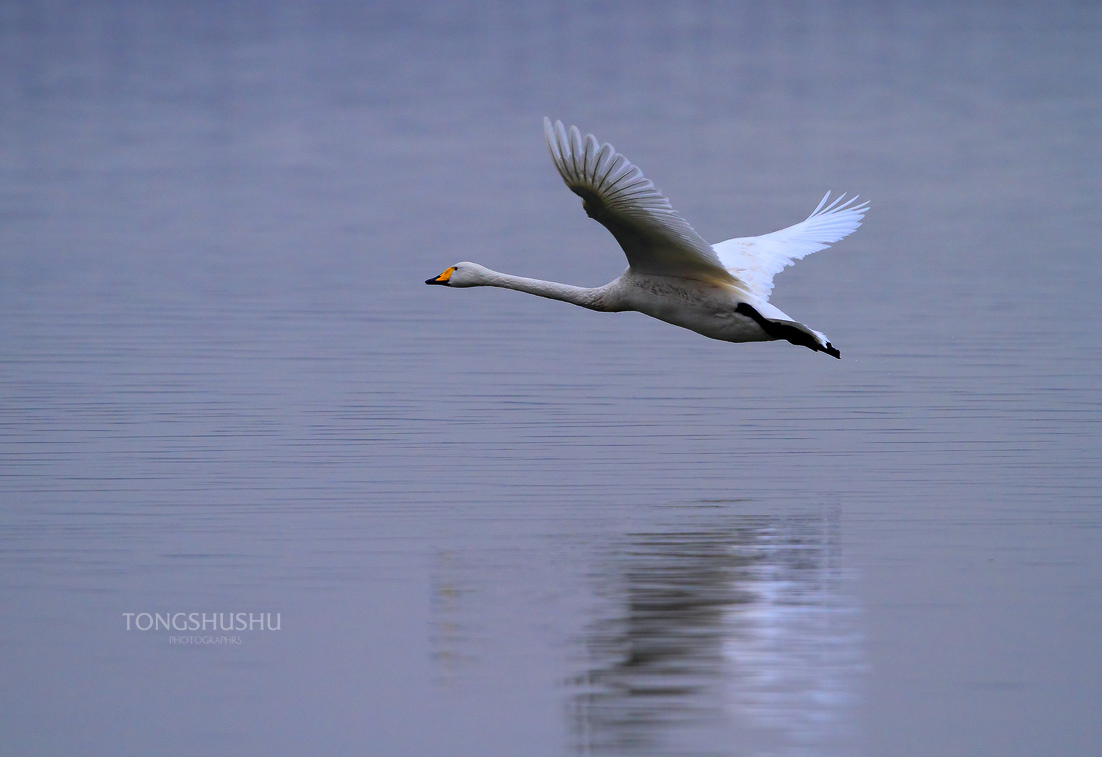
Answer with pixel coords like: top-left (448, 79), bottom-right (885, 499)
top-left (571, 510), bottom-right (861, 756)
top-left (429, 548), bottom-right (483, 682)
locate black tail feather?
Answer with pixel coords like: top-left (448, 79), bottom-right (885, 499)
top-left (735, 303), bottom-right (840, 359)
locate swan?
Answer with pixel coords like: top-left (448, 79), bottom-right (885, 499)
top-left (426, 118), bottom-right (868, 358)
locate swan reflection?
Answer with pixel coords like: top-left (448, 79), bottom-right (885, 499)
top-left (571, 510), bottom-right (863, 755)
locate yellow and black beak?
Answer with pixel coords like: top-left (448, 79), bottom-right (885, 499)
top-left (425, 266), bottom-right (455, 286)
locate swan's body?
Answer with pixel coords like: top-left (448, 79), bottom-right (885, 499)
top-left (427, 118), bottom-right (869, 358)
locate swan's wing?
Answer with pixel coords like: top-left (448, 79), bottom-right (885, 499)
top-left (544, 118), bottom-right (741, 286)
top-left (712, 193), bottom-right (869, 301)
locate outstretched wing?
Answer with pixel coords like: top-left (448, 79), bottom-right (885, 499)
top-left (544, 118), bottom-right (741, 287)
top-left (712, 193), bottom-right (869, 301)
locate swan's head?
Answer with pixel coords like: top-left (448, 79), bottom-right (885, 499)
top-left (425, 262), bottom-right (487, 287)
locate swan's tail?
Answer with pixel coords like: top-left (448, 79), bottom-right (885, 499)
top-left (735, 303), bottom-right (841, 359)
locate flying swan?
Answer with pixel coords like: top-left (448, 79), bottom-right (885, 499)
top-left (427, 118), bottom-right (868, 358)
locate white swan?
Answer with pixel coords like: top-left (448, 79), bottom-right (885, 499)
top-left (427, 118), bottom-right (868, 358)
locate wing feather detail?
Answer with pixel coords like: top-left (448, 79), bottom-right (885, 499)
top-left (544, 118), bottom-right (740, 286)
top-left (712, 192), bottom-right (869, 301)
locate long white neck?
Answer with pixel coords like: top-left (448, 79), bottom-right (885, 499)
top-left (473, 265), bottom-right (617, 311)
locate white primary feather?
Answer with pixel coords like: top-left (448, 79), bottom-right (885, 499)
top-left (712, 193), bottom-right (869, 301)
top-left (543, 118), bottom-right (740, 287)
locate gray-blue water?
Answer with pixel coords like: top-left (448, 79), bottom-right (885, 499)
top-left (2, 1), bottom-right (1100, 754)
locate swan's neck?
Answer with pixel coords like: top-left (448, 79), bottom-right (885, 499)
top-left (475, 267), bottom-right (616, 311)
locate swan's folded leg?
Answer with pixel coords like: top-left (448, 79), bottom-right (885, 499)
top-left (735, 303), bottom-right (841, 359)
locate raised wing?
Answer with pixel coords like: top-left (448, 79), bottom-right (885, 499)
top-left (712, 193), bottom-right (869, 301)
top-left (544, 118), bottom-right (741, 286)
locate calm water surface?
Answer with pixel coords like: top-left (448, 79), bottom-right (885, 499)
top-left (2, 1), bottom-right (1100, 755)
